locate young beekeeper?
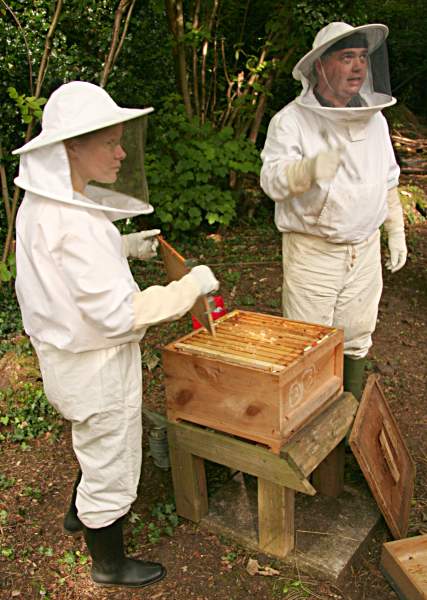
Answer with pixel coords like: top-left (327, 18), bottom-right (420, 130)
top-left (260, 22), bottom-right (407, 401)
top-left (13, 81), bottom-right (219, 589)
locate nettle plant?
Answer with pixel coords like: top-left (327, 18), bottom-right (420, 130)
top-left (145, 95), bottom-right (261, 234)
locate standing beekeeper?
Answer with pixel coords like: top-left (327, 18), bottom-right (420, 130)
top-left (13, 81), bottom-right (219, 589)
top-left (260, 22), bottom-right (407, 401)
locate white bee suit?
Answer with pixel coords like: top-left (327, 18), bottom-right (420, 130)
top-left (260, 22), bottom-right (405, 358)
top-left (14, 82), bottom-right (209, 528)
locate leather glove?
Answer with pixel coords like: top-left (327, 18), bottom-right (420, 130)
top-left (383, 188), bottom-right (407, 273)
top-left (285, 149), bottom-right (341, 195)
top-left (188, 265), bottom-right (219, 295)
top-left (122, 229), bottom-right (161, 260)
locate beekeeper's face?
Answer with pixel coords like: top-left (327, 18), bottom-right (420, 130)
top-left (66, 124), bottom-right (126, 189)
top-left (315, 47), bottom-right (368, 106)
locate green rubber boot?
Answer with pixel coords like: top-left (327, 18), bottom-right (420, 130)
top-left (63, 470), bottom-right (83, 534)
top-left (343, 356), bottom-right (367, 401)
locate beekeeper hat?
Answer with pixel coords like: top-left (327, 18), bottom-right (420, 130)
top-left (292, 22), bottom-right (389, 81)
top-left (13, 81), bottom-right (153, 155)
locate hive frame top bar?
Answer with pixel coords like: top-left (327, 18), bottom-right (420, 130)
top-left (167, 309), bottom-right (338, 372)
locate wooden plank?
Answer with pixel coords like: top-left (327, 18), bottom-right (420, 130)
top-left (167, 425), bottom-right (208, 522)
top-left (258, 479), bottom-right (295, 558)
top-left (158, 235), bottom-right (215, 336)
top-left (281, 392), bottom-right (358, 477)
top-left (311, 442), bottom-right (345, 497)
top-left (167, 421), bottom-right (316, 495)
top-left (380, 535), bottom-right (427, 600)
top-left (350, 374), bottom-right (416, 539)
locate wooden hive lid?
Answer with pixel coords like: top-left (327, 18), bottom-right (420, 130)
top-left (166, 310), bottom-right (338, 372)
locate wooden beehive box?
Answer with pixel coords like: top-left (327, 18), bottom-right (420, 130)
top-left (163, 310), bottom-right (344, 453)
top-left (380, 535), bottom-right (427, 600)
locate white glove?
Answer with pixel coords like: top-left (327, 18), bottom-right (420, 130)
top-left (386, 231), bottom-right (407, 273)
top-left (383, 188), bottom-right (407, 273)
top-left (285, 149), bottom-right (341, 195)
top-left (122, 229), bottom-right (161, 260)
top-left (189, 265), bottom-right (219, 296)
top-left (310, 149), bottom-right (342, 181)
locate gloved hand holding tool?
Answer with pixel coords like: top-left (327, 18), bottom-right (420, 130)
top-left (122, 229), bottom-right (161, 260)
top-left (188, 264), bottom-right (220, 296)
top-left (157, 236), bottom-right (220, 335)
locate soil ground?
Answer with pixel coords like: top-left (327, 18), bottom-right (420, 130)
top-left (0, 184), bottom-right (426, 600)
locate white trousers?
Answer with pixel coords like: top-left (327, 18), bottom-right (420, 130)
top-left (32, 340), bottom-right (143, 528)
top-left (281, 230), bottom-right (382, 358)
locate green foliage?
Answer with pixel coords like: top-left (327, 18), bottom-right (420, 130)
top-left (0, 254), bottom-right (16, 283)
top-left (0, 286), bottom-right (21, 347)
top-left (1, 546), bottom-right (14, 560)
top-left (146, 96), bottom-right (261, 233)
top-left (59, 549), bottom-right (89, 569)
top-left (7, 87), bottom-right (46, 124)
top-left (221, 270), bottom-right (241, 286)
top-left (221, 551), bottom-right (238, 563)
top-left (128, 502), bottom-right (179, 547)
top-left (38, 545), bottom-right (54, 557)
top-left (399, 186), bottom-right (427, 225)
top-left (22, 485), bottom-right (42, 501)
top-left (0, 473), bottom-right (16, 490)
top-left (240, 294), bottom-right (256, 306)
top-left (0, 383), bottom-right (62, 445)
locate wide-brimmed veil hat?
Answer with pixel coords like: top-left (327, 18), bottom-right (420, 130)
top-left (293, 22), bottom-right (389, 81)
top-left (13, 81), bottom-right (154, 155)
top-left (13, 81), bottom-right (155, 218)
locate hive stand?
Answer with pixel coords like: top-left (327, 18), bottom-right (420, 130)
top-left (167, 391), bottom-right (358, 558)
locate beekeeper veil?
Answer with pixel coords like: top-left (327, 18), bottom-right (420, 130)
top-left (292, 22), bottom-right (395, 122)
top-left (13, 81), bottom-right (154, 220)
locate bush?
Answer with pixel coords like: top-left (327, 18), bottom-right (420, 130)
top-left (145, 95), bottom-right (261, 234)
top-left (0, 383), bottom-right (62, 445)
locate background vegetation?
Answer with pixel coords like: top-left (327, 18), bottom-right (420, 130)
top-left (1, 0), bottom-right (427, 265)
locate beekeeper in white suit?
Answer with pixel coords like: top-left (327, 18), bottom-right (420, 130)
top-left (260, 22), bottom-right (407, 401)
top-left (13, 81), bottom-right (219, 589)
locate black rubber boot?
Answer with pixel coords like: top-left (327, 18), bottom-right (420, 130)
top-left (63, 470), bottom-right (83, 534)
top-left (83, 517), bottom-right (166, 588)
top-left (344, 356), bottom-right (367, 401)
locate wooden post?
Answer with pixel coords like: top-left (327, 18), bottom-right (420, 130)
top-left (167, 425), bottom-right (208, 521)
top-left (258, 479), bottom-right (295, 557)
top-left (311, 441), bottom-right (345, 497)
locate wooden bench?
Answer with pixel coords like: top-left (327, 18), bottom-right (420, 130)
top-left (167, 391), bottom-right (358, 558)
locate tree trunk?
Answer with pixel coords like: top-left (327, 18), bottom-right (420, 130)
top-left (166, 0), bottom-right (193, 120)
top-left (100, 0), bottom-right (137, 88)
